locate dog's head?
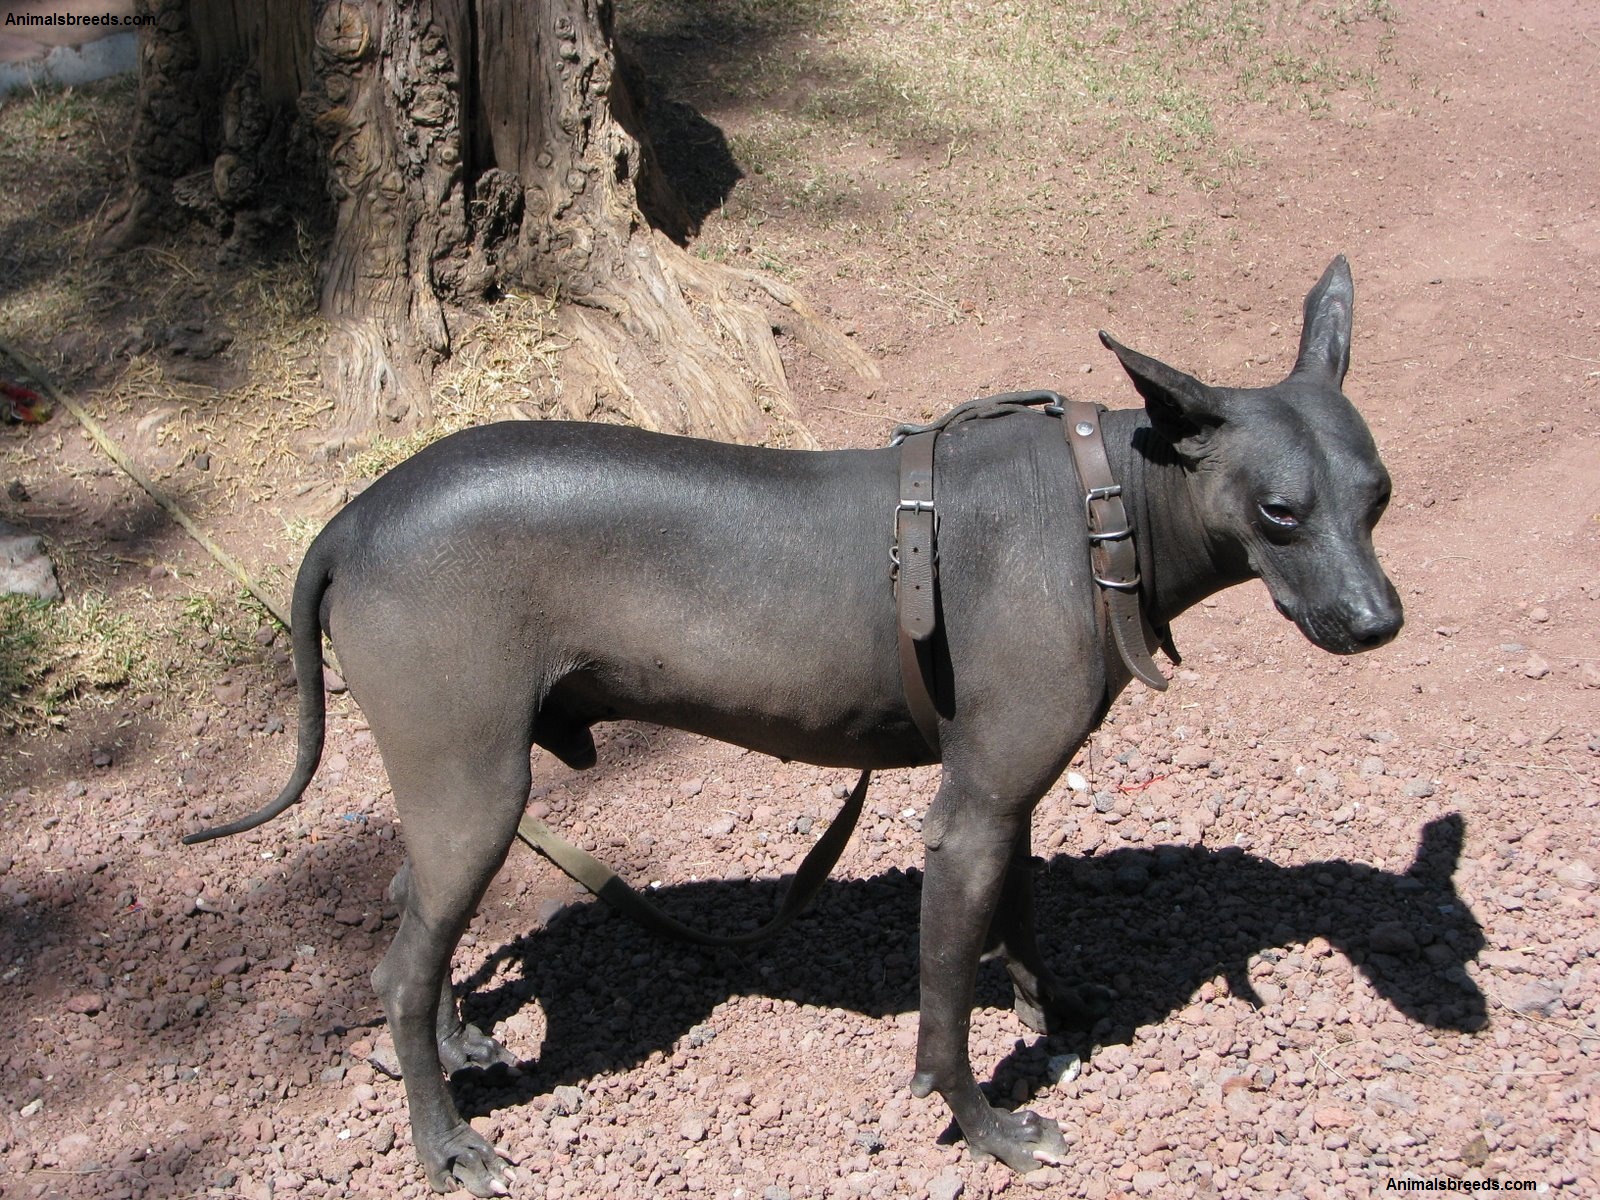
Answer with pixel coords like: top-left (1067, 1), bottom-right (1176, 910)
top-left (1101, 256), bottom-right (1403, 655)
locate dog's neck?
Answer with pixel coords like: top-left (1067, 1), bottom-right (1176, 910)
top-left (1099, 407), bottom-right (1253, 632)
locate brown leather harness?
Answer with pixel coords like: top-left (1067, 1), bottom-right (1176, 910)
top-left (890, 391), bottom-right (1172, 754)
top-left (517, 393), bottom-right (1172, 944)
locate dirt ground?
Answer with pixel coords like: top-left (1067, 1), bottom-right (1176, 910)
top-left (1, 2), bottom-right (1597, 1199)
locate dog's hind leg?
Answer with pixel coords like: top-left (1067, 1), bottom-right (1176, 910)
top-left (369, 734), bottom-right (532, 1197)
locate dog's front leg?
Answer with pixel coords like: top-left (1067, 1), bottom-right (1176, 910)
top-left (986, 820), bottom-right (1114, 1035)
top-left (909, 779), bottom-right (1068, 1172)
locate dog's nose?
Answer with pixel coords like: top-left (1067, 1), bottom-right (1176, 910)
top-left (1348, 594), bottom-right (1403, 650)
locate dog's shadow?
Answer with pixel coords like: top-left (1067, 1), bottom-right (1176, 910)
top-left (447, 814), bottom-right (1483, 1119)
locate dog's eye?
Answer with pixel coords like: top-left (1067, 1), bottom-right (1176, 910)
top-left (1258, 503), bottom-right (1299, 530)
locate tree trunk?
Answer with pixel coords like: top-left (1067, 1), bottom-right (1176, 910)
top-left (110, 0), bottom-right (875, 446)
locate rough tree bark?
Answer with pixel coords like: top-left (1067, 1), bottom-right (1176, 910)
top-left (109, 0), bottom-right (875, 446)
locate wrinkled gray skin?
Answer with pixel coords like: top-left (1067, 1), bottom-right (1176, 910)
top-left (190, 258), bottom-right (1400, 1195)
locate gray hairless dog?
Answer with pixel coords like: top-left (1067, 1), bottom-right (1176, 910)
top-left (188, 258), bottom-right (1401, 1194)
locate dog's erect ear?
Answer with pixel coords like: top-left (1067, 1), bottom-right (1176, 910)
top-left (1099, 330), bottom-right (1227, 455)
top-left (1292, 255), bottom-right (1355, 385)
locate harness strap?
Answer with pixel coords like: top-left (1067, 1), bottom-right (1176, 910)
top-left (1061, 400), bottom-right (1170, 691)
top-left (894, 429), bottom-right (942, 753)
top-left (515, 768), bottom-right (872, 947)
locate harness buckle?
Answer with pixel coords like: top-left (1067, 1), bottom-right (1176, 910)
top-left (1084, 484), bottom-right (1131, 543)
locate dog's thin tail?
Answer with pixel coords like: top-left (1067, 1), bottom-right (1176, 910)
top-left (183, 532), bottom-right (338, 845)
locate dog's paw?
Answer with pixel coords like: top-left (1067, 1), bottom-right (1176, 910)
top-left (967, 1106), bottom-right (1069, 1173)
top-left (423, 1123), bottom-right (515, 1197)
top-left (440, 1021), bottom-right (521, 1077)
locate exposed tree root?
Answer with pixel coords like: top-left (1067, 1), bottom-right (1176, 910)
top-left (555, 234), bottom-right (880, 447)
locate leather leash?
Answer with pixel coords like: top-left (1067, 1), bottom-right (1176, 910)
top-left (515, 768), bottom-right (871, 947)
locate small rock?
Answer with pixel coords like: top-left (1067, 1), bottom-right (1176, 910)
top-left (550, 1084), bottom-right (583, 1116)
top-left (323, 668), bottom-right (347, 694)
top-left (1508, 980), bottom-right (1563, 1017)
top-left (1113, 862), bottom-right (1150, 894)
top-left (214, 956), bottom-right (250, 976)
top-left (681, 778), bottom-right (705, 798)
top-left (1554, 861), bottom-right (1598, 890)
top-left (1527, 606), bottom-right (1550, 623)
top-left (685, 1023), bottom-right (716, 1048)
top-left (1047, 1052), bottom-right (1082, 1085)
top-left (1522, 655), bottom-right (1551, 680)
top-left (703, 816), bottom-right (736, 838)
top-left (0, 524), bottom-right (63, 603)
top-left (1369, 923), bottom-right (1418, 955)
top-left (1403, 779), bottom-right (1437, 799)
top-left (678, 1113), bottom-right (708, 1142)
top-left (213, 678), bottom-right (247, 706)
top-left (1366, 1083), bottom-right (1419, 1115)
top-left (926, 1172), bottom-right (964, 1200)
top-left (65, 993), bottom-right (105, 1015)
top-left (1313, 1106), bottom-right (1355, 1129)
top-left (1132, 1170), bottom-right (1167, 1196)
top-left (852, 1129), bottom-right (885, 1153)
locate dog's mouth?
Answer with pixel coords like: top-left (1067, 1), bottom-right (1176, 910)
top-left (1275, 597), bottom-right (1402, 655)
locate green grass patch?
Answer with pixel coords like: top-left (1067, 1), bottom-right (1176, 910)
top-left (0, 592), bottom-right (158, 732)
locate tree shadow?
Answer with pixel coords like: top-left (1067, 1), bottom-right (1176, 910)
top-left (444, 814), bottom-right (1484, 1121)
top-left (615, 0), bottom-right (954, 237)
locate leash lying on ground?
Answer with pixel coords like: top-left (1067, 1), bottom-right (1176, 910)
top-left (0, 336), bottom-right (293, 629)
top-left (515, 770), bottom-right (872, 947)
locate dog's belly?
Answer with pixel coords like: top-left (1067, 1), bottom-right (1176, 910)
top-left (542, 653), bottom-right (928, 770)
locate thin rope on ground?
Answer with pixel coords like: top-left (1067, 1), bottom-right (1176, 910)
top-left (0, 336), bottom-right (294, 630)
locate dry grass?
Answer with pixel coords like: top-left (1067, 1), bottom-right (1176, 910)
top-left (344, 290), bottom-right (567, 478)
